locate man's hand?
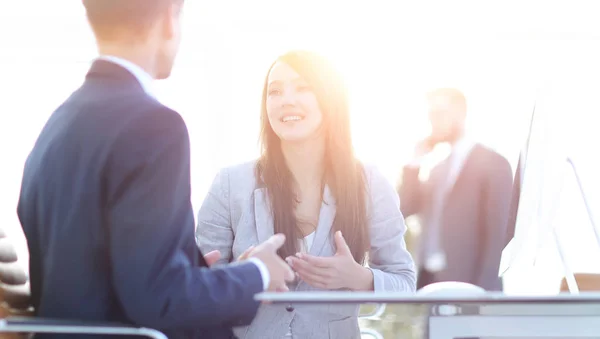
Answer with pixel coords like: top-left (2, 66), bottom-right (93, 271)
top-left (286, 231), bottom-right (373, 291)
top-left (409, 137), bottom-right (436, 167)
top-left (245, 234), bottom-right (295, 292)
top-left (203, 250), bottom-right (221, 267)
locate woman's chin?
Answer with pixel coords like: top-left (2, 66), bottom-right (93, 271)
top-left (277, 132), bottom-right (313, 144)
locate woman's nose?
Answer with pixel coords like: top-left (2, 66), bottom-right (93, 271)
top-left (280, 91), bottom-right (296, 106)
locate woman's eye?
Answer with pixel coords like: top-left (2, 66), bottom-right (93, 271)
top-left (268, 89), bottom-right (281, 96)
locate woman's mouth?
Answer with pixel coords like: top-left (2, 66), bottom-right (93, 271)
top-left (281, 115), bottom-right (303, 122)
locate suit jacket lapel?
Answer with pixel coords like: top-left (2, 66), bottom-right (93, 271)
top-left (253, 185), bottom-right (336, 257)
top-left (253, 188), bottom-right (275, 244)
top-left (439, 145), bottom-right (479, 205)
top-left (308, 185), bottom-right (336, 256)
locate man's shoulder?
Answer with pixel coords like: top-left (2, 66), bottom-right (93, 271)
top-left (474, 143), bottom-right (509, 163)
top-left (119, 104), bottom-right (187, 142)
top-left (55, 85), bottom-right (175, 134)
top-left (471, 144), bottom-right (512, 176)
top-left (56, 86), bottom-right (189, 166)
top-left (84, 90), bottom-right (188, 150)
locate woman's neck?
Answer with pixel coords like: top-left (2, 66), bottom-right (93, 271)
top-left (281, 137), bottom-right (325, 190)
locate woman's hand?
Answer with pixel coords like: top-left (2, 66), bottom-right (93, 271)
top-left (237, 245), bottom-right (255, 261)
top-left (287, 231), bottom-right (374, 291)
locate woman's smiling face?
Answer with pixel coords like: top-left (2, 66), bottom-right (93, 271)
top-left (265, 61), bottom-right (323, 143)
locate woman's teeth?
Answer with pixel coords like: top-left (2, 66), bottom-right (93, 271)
top-left (282, 116), bottom-right (302, 122)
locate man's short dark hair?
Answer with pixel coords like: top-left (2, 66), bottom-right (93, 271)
top-left (82, 0), bottom-right (182, 41)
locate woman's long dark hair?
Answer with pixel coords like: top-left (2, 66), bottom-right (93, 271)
top-left (255, 50), bottom-right (370, 264)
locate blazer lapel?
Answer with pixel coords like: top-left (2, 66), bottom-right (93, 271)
top-left (253, 188), bottom-right (275, 244)
top-left (253, 185), bottom-right (336, 256)
top-left (442, 142), bottom-right (478, 200)
top-left (308, 185), bottom-right (336, 256)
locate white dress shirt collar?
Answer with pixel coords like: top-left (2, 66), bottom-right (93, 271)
top-left (444, 135), bottom-right (476, 192)
top-left (451, 135), bottom-right (475, 157)
top-left (96, 55), bottom-right (156, 97)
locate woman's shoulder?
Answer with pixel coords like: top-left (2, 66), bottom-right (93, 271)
top-left (216, 160), bottom-right (260, 194)
top-left (359, 161), bottom-right (389, 188)
top-left (220, 160), bottom-right (257, 177)
top-left (358, 162), bottom-right (402, 221)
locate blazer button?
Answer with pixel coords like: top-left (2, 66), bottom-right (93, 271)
top-left (285, 304), bottom-right (294, 312)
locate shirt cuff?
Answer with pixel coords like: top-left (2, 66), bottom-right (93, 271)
top-left (247, 257), bottom-right (270, 291)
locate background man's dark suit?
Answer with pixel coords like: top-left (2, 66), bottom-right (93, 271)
top-left (399, 144), bottom-right (513, 291)
top-left (17, 60), bottom-right (263, 338)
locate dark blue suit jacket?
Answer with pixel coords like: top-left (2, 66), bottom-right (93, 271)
top-left (17, 60), bottom-right (263, 338)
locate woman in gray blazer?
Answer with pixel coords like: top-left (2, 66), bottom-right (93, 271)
top-left (196, 50), bottom-right (416, 339)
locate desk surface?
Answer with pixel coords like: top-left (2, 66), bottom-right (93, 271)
top-left (255, 291), bottom-right (600, 304)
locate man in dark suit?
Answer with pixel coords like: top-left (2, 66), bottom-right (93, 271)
top-left (398, 88), bottom-right (513, 291)
top-left (16, 1), bottom-right (294, 338)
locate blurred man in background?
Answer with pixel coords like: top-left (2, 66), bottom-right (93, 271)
top-left (398, 88), bottom-right (513, 291)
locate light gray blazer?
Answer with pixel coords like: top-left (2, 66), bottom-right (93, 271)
top-left (196, 161), bottom-right (416, 339)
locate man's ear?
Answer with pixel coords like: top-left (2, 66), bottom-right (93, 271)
top-left (161, 1), bottom-right (183, 40)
